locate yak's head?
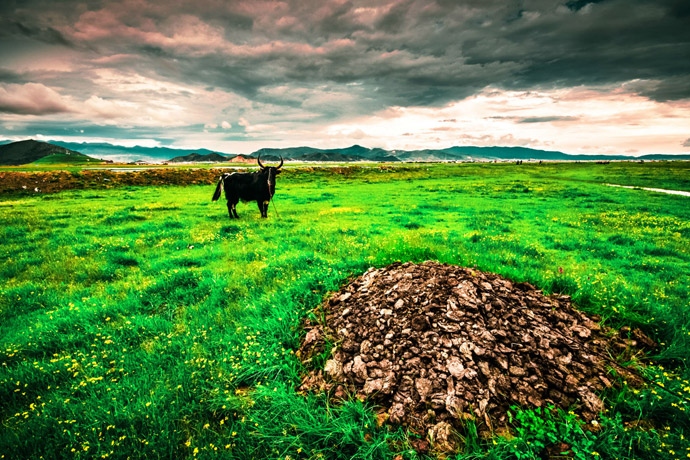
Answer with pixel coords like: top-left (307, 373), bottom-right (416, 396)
top-left (257, 154), bottom-right (283, 196)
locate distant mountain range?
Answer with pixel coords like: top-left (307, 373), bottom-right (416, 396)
top-left (45, 141), bottom-right (225, 164)
top-left (1, 139), bottom-right (689, 165)
top-left (246, 145), bottom-right (690, 162)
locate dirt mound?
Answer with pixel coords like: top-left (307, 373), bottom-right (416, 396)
top-left (299, 261), bottom-right (652, 444)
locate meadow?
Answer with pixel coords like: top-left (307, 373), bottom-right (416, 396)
top-left (1, 161), bottom-right (689, 459)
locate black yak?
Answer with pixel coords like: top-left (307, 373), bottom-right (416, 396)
top-left (212, 155), bottom-right (283, 218)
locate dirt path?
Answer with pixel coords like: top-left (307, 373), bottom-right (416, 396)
top-left (605, 183), bottom-right (690, 197)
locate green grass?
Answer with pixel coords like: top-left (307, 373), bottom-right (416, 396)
top-left (1, 162), bottom-right (689, 459)
top-left (30, 154), bottom-right (103, 165)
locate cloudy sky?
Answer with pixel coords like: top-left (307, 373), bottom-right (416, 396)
top-left (1, 0), bottom-right (689, 155)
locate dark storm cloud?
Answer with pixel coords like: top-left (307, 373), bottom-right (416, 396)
top-left (624, 76), bottom-right (690, 102)
top-left (223, 0), bottom-right (688, 105)
top-left (453, 1), bottom-right (688, 98)
top-left (0, 68), bottom-right (24, 84)
top-left (0, 18), bottom-right (74, 47)
top-left (1, 0), bottom-right (688, 121)
top-left (1, 119), bottom-right (179, 142)
top-left (683, 138), bottom-right (690, 148)
top-left (565, 0), bottom-right (607, 12)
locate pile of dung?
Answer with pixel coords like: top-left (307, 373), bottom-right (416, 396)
top-left (299, 261), bottom-right (653, 441)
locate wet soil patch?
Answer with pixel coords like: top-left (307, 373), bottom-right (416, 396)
top-left (298, 261), bottom-right (653, 449)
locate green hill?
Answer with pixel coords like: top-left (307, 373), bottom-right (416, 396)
top-left (31, 153), bottom-right (103, 165)
top-left (168, 152), bottom-right (231, 163)
top-left (0, 140), bottom-right (102, 165)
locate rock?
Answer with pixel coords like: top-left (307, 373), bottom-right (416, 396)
top-left (363, 378), bottom-right (383, 394)
top-left (411, 315), bottom-right (429, 331)
top-left (381, 372), bottom-right (396, 394)
top-left (460, 368), bottom-right (478, 380)
top-left (445, 394), bottom-right (463, 417)
top-left (572, 325), bottom-right (591, 338)
top-left (599, 375), bottom-right (612, 388)
top-left (458, 342), bottom-right (474, 360)
top-left (389, 403), bottom-right (406, 424)
top-left (303, 327), bottom-right (322, 347)
top-left (631, 328), bottom-right (657, 349)
top-left (352, 356), bottom-right (368, 381)
top-left (430, 393), bottom-right (446, 409)
top-left (509, 366), bottom-right (526, 377)
top-left (415, 378), bottom-right (433, 401)
top-left (342, 337), bottom-right (359, 353)
top-left (429, 421), bottom-right (458, 453)
top-left (324, 359), bottom-right (343, 379)
top-left (579, 388), bottom-right (603, 414)
top-left (446, 356), bottom-right (465, 378)
top-left (478, 361), bottom-right (491, 377)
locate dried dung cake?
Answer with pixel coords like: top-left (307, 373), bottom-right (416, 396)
top-left (299, 261), bottom-right (653, 438)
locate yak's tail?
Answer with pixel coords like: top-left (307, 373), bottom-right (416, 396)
top-left (211, 175), bottom-right (225, 202)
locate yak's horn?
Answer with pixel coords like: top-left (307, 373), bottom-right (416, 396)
top-left (257, 154), bottom-right (265, 169)
top-left (277, 156), bottom-right (284, 169)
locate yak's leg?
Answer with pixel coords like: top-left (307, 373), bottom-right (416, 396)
top-left (228, 197), bottom-right (240, 219)
top-left (257, 200), bottom-right (269, 218)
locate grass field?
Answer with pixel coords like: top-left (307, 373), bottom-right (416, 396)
top-left (1, 162), bottom-right (689, 459)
